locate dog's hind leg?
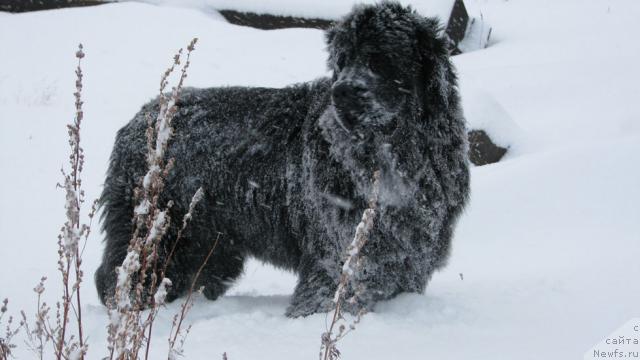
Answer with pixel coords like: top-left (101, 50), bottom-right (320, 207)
top-left (163, 218), bottom-right (245, 301)
top-left (196, 247), bottom-right (245, 301)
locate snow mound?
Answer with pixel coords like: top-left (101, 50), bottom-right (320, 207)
top-left (459, 78), bottom-right (527, 156)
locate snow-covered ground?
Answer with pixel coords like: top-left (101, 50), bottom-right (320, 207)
top-left (1, 1), bottom-right (639, 359)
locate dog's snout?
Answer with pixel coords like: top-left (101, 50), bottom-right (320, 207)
top-left (331, 81), bottom-right (365, 107)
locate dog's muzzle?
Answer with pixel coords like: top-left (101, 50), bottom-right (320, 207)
top-left (331, 80), bottom-right (366, 130)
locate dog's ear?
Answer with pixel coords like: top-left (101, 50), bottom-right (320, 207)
top-left (325, 25), bottom-right (338, 47)
top-left (325, 26), bottom-right (341, 80)
top-left (415, 16), bottom-right (455, 114)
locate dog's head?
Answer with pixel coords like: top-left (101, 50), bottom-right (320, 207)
top-left (325, 1), bottom-right (453, 135)
top-left (319, 2), bottom-right (462, 205)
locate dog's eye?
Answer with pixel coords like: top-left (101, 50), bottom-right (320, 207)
top-left (368, 53), bottom-right (392, 75)
top-left (336, 57), bottom-right (346, 70)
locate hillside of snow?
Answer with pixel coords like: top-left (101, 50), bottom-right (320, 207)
top-left (0, 1), bottom-right (639, 359)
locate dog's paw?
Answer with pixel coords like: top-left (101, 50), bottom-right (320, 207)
top-left (337, 294), bottom-right (376, 317)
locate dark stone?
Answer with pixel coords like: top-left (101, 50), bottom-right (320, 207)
top-left (218, 10), bottom-right (334, 30)
top-left (445, 0), bottom-right (469, 54)
top-left (467, 129), bottom-right (507, 166)
top-left (0, 0), bottom-right (107, 13)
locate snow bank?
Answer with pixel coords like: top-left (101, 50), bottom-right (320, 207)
top-left (459, 78), bottom-right (526, 155)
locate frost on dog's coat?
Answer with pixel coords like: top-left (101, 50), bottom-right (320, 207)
top-left (95, 1), bottom-right (470, 317)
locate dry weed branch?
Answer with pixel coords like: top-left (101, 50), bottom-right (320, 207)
top-left (0, 299), bottom-right (24, 360)
top-left (106, 38), bottom-right (204, 360)
top-left (167, 232), bottom-right (221, 359)
top-left (320, 170), bottom-right (380, 360)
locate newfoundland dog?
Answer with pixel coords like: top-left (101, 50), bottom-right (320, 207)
top-left (96, 1), bottom-right (470, 317)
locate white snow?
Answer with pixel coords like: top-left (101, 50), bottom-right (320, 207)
top-left (0, 1), bottom-right (639, 359)
top-left (146, 209), bottom-right (167, 245)
top-left (154, 278), bottom-right (173, 305)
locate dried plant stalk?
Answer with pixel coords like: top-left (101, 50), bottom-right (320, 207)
top-left (0, 299), bottom-right (24, 360)
top-left (320, 170), bottom-right (380, 360)
top-left (106, 38), bottom-right (205, 360)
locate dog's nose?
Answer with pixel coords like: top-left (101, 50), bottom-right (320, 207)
top-left (331, 81), bottom-right (365, 108)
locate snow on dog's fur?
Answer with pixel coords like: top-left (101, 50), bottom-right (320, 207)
top-left (95, 1), bottom-right (470, 317)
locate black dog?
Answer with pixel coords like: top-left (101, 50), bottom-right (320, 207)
top-left (96, 1), bottom-right (470, 317)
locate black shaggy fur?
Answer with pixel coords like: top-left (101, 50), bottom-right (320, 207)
top-left (95, 1), bottom-right (470, 317)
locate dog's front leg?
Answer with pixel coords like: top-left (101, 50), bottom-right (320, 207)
top-left (285, 251), bottom-right (340, 318)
